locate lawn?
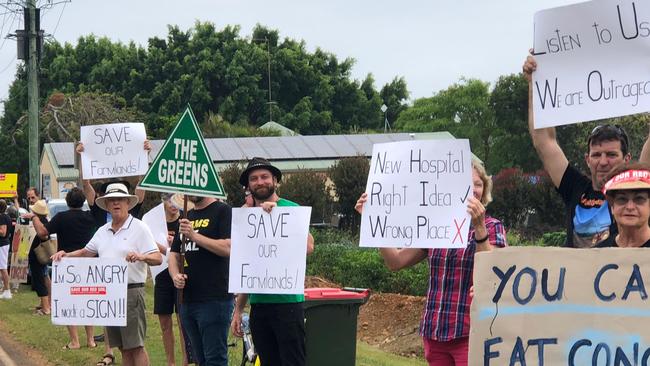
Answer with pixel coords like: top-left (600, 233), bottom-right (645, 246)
top-left (0, 283), bottom-right (425, 365)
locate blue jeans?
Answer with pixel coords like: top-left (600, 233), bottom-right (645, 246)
top-left (180, 298), bottom-right (234, 366)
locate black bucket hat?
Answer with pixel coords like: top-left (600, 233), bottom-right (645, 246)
top-left (239, 157), bottom-right (282, 187)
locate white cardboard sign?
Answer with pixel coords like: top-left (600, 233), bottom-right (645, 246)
top-left (51, 257), bottom-right (128, 326)
top-left (80, 123), bottom-right (148, 179)
top-left (532, 0), bottom-right (650, 128)
top-left (229, 206), bottom-right (311, 295)
top-left (359, 140), bottom-right (472, 248)
top-left (142, 203), bottom-right (169, 285)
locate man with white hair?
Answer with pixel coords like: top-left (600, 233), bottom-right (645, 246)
top-left (52, 182), bottom-right (162, 366)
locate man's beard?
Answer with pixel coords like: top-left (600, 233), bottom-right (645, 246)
top-left (251, 185), bottom-right (275, 201)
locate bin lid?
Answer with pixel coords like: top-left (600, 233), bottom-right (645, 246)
top-left (304, 287), bottom-right (369, 301)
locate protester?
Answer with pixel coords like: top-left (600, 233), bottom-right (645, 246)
top-left (0, 200), bottom-right (12, 299)
top-left (75, 141), bottom-right (150, 224)
top-left (523, 55), bottom-right (650, 248)
top-left (355, 159), bottom-right (505, 366)
top-left (27, 187), bottom-right (96, 349)
top-left (25, 198), bottom-right (51, 315)
top-left (76, 140), bottom-right (151, 364)
top-left (231, 157), bottom-right (315, 366)
top-left (155, 193), bottom-right (191, 366)
top-left (596, 162), bottom-right (650, 248)
top-left (51, 182), bottom-right (162, 366)
top-left (168, 192), bottom-right (233, 366)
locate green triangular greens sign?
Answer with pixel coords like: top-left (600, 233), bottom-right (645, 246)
top-left (139, 106), bottom-right (225, 198)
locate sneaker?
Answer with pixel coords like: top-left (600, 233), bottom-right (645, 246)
top-left (1, 290), bottom-right (12, 299)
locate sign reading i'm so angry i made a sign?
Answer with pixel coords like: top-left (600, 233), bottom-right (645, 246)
top-left (139, 106), bottom-right (225, 198)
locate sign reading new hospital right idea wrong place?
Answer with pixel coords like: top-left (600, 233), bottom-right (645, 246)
top-left (532, 0), bottom-right (650, 128)
top-left (359, 139), bottom-right (472, 249)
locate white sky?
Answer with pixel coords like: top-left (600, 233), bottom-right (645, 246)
top-left (0, 0), bottom-right (579, 116)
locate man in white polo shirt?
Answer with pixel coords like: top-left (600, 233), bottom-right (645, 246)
top-left (52, 183), bottom-right (162, 366)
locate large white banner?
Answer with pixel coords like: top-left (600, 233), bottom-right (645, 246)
top-left (532, 0), bottom-right (650, 128)
top-left (80, 123), bottom-right (148, 179)
top-left (229, 206), bottom-right (311, 295)
top-left (359, 140), bottom-right (472, 248)
top-left (51, 258), bottom-right (128, 326)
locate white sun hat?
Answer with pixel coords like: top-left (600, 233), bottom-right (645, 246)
top-left (95, 183), bottom-right (139, 211)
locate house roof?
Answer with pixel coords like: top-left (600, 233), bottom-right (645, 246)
top-left (48, 132), bottom-right (458, 169)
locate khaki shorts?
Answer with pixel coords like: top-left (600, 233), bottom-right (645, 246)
top-left (107, 286), bottom-right (146, 350)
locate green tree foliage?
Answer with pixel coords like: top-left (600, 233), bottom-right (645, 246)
top-left (277, 169), bottom-right (332, 223)
top-left (329, 156), bottom-right (370, 230)
top-left (219, 161), bottom-right (246, 207)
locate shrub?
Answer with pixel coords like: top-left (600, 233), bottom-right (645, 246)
top-left (489, 168), bottom-right (532, 229)
top-left (307, 243), bottom-right (428, 295)
top-left (219, 161), bottom-right (246, 207)
top-left (329, 156), bottom-right (370, 230)
top-left (278, 169), bottom-right (333, 223)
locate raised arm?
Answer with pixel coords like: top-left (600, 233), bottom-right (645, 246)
top-left (524, 55), bottom-right (569, 188)
top-left (76, 143), bottom-right (97, 205)
top-left (134, 140), bottom-right (152, 203)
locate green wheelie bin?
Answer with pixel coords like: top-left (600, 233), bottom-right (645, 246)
top-left (304, 287), bottom-right (371, 366)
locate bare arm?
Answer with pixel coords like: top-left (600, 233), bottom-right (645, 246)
top-left (524, 55), bottom-right (568, 188)
top-left (231, 293), bottom-right (249, 337)
top-left (307, 233), bottom-right (314, 255)
top-left (133, 140), bottom-right (151, 203)
top-left (51, 248), bottom-right (96, 262)
top-left (379, 248), bottom-right (428, 271)
top-left (168, 251), bottom-right (188, 289)
top-left (126, 250), bottom-right (162, 266)
top-left (76, 143), bottom-right (97, 205)
top-left (30, 214), bottom-right (49, 240)
top-left (179, 218), bottom-right (230, 256)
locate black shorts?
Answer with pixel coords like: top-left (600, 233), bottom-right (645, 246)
top-left (153, 269), bottom-right (177, 315)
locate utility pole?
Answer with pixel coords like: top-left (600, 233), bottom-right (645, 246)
top-left (27, 0), bottom-right (40, 189)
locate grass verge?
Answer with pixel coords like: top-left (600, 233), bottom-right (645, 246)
top-left (0, 282), bottom-right (425, 365)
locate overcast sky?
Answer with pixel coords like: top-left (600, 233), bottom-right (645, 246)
top-left (0, 0), bottom-right (579, 115)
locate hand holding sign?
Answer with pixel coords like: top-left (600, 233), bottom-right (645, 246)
top-left (531, 0), bottom-right (650, 128)
top-left (79, 123), bottom-right (148, 179)
top-left (359, 140), bottom-right (472, 249)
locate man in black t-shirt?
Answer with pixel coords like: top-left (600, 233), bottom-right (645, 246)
top-left (169, 195), bottom-right (232, 366)
top-left (29, 187), bottom-right (97, 349)
top-left (523, 55), bottom-right (650, 248)
top-left (0, 200), bottom-right (12, 299)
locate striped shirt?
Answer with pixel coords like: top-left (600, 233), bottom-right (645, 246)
top-left (419, 215), bottom-right (506, 341)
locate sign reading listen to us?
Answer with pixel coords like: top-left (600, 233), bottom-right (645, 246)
top-left (532, 0), bottom-right (650, 128)
top-left (359, 140), bottom-right (472, 249)
top-left (80, 123), bottom-right (148, 179)
top-left (469, 247), bottom-right (650, 365)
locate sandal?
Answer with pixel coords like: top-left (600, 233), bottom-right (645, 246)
top-left (33, 309), bottom-right (51, 316)
top-left (62, 343), bottom-right (80, 350)
top-left (96, 353), bottom-right (114, 366)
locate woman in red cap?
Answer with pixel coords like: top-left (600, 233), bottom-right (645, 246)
top-left (596, 162), bottom-right (650, 248)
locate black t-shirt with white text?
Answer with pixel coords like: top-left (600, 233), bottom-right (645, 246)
top-left (46, 209), bottom-right (95, 253)
top-left (171, 201), bottom-right (232, 302)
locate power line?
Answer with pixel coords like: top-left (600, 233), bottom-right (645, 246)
top-left (0, 54), bottom-right (16, 74)
top-left (50, 0), bottom-right (64, 36)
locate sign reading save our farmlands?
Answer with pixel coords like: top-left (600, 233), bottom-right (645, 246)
top-left (531, 0), bottom-right (650, 128)
top-left (469, 247), bottom-right (650, 365)
top-left (79, 123), bottom-right (148, 179)
top-left (139, 106), bottom-right (225, 198)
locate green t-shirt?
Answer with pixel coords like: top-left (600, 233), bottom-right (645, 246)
top-left (249, 198), bottom-right (306, 304)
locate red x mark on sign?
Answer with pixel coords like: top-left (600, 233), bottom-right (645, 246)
top-left (452, 218), bottom-right (466, 244)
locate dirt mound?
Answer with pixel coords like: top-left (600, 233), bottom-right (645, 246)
top-left (305, 276), bottom-right (424, 358)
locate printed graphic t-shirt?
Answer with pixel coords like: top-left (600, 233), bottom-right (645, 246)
top-left (170, 201), bottom-right (233, 303)
top-left (558, 164), bottom-right (616, 248)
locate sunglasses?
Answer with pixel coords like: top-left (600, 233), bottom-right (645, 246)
top-left (613, 194), bottom-right (649, 206)
top-left (588, 124), bottom-right (629, 147)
